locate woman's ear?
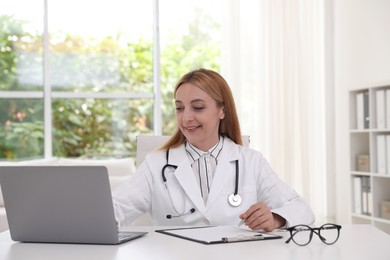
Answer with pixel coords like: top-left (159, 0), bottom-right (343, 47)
top-left (220, 107), bottom-right (225, 120)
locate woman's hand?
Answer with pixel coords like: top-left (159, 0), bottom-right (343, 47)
top-left (239, 202), bottom-right (286, 231)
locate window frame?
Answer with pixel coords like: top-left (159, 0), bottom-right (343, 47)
top-left (0, 0), bottom-right (162, 159)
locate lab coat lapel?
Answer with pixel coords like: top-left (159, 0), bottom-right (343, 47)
top-left (206, 139), bottom-right (239, 208)
top-left (169, 146), bottom-right (206, 213)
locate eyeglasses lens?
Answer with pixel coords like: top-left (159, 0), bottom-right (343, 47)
top-left (319, 224), bottom-right (339, 245)
top-left (292, 225), bottom-right (312, 246)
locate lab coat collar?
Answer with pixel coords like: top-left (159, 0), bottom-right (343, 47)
top-left (184, 136), bottom-right (224, 163)
top-left (167, 137), bottom-right (239, 165)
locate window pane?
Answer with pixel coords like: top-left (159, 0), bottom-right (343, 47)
top-left (159, 0), bottom-right (224, 135)
top-left (48, 0), bottom-right (153, 93)
top-left (0, 99), bottom-right (44, 160)
top-left (52, 98), bottom-right (153, 158)
top-left (0, 1), bottom-right (44, 91)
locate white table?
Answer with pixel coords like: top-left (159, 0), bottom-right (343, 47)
top-left (0, 224), bottom-right (389, 260)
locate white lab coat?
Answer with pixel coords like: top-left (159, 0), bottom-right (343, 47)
top-left (113, 137), bottom-right (314, 227)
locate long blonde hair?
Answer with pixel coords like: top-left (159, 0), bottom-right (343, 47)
top-left (160, 68), bottom-right (242, 150)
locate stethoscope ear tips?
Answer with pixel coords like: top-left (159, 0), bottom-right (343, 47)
top-left (228, 193), bottom-right (242, 207)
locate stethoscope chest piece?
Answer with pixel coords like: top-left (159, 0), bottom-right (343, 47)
top-left (228, 193), bottom-right (242, 207)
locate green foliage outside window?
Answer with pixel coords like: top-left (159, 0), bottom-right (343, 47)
top-left (0, 11), bottom-right (220, 160)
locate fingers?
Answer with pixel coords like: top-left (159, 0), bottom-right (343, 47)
top-left (239, 202), bottom-right (278, 232)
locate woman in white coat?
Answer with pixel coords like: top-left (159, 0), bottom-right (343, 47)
top-left (113, 68), bottom-right (314, 231)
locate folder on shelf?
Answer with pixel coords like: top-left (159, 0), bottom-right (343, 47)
top-left (155, 226), bottom-right (282, 245)
top-left (353, 176), bottom-right (362, 214)
top-left (361, 176), bottom-right (372, 216)
top-left (377, 134), bottom-right (387, 174)
top-left (386, 89), bottom-right (390, 129)
top-left (376, 90), bottom-right (386, 129)
top-left (353, 176), bottom-right (372, 215)
top-left (356, 93), bottom-right (364, 129)
top-left (356, 92), bottom-right (369, 129)
top-left (386, 135), bottom-right (390, 175)
top-left (364, 91), bottom-right (370, 128)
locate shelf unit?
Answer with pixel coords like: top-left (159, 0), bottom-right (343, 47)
top-left (349, 84), bottom-right (390, 235)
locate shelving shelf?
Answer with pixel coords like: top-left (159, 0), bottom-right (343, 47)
top-left (349, 83), bottom-right (390, 235)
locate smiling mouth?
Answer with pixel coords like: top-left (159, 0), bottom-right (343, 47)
top-left (185, 126), bottom-right (200, 131)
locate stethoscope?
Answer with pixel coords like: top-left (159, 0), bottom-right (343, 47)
top-left (162, 149), bottom-right (242, 219)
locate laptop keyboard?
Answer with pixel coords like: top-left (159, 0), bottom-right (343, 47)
top-left (118, 231), bottom-right (146, 242)
top-left (118, 232), bottom-right (135, 239)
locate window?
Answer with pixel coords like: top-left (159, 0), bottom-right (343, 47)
top-left (0, 0), bottom-right (224, 160)
top-left (1, 0), bottom-right (329, 224)
top-left (1, 1), bottom-right (45, 160)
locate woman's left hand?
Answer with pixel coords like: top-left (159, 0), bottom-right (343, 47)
top-left (239, 202), bottom-right (286, 231)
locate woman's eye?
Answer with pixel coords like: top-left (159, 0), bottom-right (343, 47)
top-left (175, 107), bottom-right (184, 111)
top-left (193, 107), bottom-right (205, 111)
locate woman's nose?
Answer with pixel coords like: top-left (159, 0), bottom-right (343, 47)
top-left (182, 109), bottom-right (194, 121)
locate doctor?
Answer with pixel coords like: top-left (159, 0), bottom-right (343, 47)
top-left (113, 68), bottom-right (314, 231)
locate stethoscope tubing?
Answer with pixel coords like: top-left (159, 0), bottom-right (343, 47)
top-left (234, 159), bottom-right (239, 195)
top-left (162, 149), bottom-right (241, 209)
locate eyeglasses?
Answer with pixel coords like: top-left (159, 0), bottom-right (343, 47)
top-left (285, 223), bottom-right (342, 246)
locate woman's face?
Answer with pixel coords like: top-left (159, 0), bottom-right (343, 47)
top-left (175, 83), bottom-right (224, 151)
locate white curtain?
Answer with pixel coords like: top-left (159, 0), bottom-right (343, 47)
top-left (221, 0), bottom-right (328, 224)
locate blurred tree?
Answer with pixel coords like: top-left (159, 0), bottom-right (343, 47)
top-left (160, 7), bottom-right (221, 135)
top-left (0, 9), bottom-right (220, 160)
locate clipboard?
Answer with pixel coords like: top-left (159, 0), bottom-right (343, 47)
top-left (155, 226), bottom-right (282, 245)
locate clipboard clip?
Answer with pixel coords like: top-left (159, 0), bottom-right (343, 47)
top-left (222, 234), bottom-right (264, 243)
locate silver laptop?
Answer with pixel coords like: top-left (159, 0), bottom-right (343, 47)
top-left (0, 165), bottom-right (147, 244)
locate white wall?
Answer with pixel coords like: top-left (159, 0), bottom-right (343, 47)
top-left (334, 0), bottom-right (390, 223)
